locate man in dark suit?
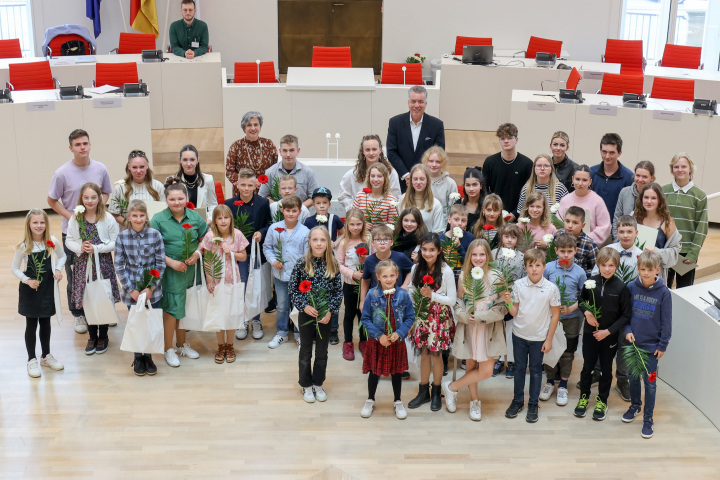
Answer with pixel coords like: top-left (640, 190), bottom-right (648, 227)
top-left (387, 85), bottom-right (445, 192)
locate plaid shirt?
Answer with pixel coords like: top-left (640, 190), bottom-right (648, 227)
top-left (556, 229), bottom-right (597, 278)
top-left (115, 227), bottom-right (166, 305)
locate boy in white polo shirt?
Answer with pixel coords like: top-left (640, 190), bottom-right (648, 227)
top-left (503, 249), bottom-right (561, 423)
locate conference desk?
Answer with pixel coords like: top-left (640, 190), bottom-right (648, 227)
top-left (509, 89), bottom-right (720, 221)
top-left (439, 56), bottom-right (620, 130)
top-left (0, 53), bottom-right (222, 130)
top-left (221, 67), bottom-right (441, 168)
top-left (0, 89), bottom-right (152, 213)
top-left (493, 48), bottom-right (571, 59)
top-left (643, 65), bottom-right (720, 100)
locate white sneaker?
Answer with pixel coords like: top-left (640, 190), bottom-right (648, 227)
top-left (177, 342), bottom-right (199, 359)
top-left (360, 399), bottom-right (375, 418)
top-left (442, 380), bottom-right (457, 413)
top-left (27, 359), bottom-right (41, 378)
top-left (74, 315), bottom-right (88, 334)
top-left (40, 353), bottom-right (64, 371)
top-left (556, 387), bottom-right (569, 406)
top-left (302, 387), bottom-right (315, 403)
top-left (394, 400), bottom-right (408, 420)
top-left (469, 400), bottom-right (482, 421)
top-left (313, 385), bottom-right (327, 402)
top-left (235, 323), bottom-right (248, 340)
top-left (539, 382), bottom-right (555, 401)
top-left (268, 334), bottom-right (288, 349)
top-left (164, 348), bottom-right (180, 367)
top-left (252, 319), bottom-right (264, 340)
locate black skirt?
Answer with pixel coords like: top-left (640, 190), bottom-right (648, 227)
top-left (18, 251), bottom-right (55, 318)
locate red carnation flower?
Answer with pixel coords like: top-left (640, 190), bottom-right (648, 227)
top-left (362, 188), bottom-right (372, 194)
top-left (355, 246), bottom-right (368, 256)
top-left (258, 175), bottom-right (269, 184)
top-left (186, 202), bottom-right (195, 210)
top-left (46, 240), bottom-right (56, 248)
top-left (422, 275), bottom-right (434, 285)
top-left (648, 371), bottom-right (657, 383)
top-left (559, 259), bottom-right (571, 267)
top-left (299, 280), bottom-right (312, 293)
top-left (149, 269), bottom-right (160, 278)
top-left (482, 224), bottom-right (496, 231)
top-left (234, 200), bottom-right (244, 206)
top-left (275, 227), bottom-right (285, 233)
top-left (182, 223), bottom-right (192, 230)
top-left (504, 215), bottom-right (513, 221)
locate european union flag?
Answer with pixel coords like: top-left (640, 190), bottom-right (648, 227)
top-left (86, 0), bottom-right (102, 38)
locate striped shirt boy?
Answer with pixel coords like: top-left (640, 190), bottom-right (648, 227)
top-left (662, 180), bottom-right (708, 263)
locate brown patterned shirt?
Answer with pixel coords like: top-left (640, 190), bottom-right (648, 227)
top-left (225, 137), bottom-right (278, 196)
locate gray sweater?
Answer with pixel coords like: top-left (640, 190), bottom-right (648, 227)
top-left (612, 185), bottom-right (639, 240)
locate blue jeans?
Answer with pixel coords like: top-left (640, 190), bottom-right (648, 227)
top-left (238, 259), bottom-right (260, 324)
top-left (331, 312), bottom-right (339, 332)
top-left (512, 333), bottom-right (545, 405)
top-left (273, 278), bottom-right (298, 336)
top-left (629, 353), bottom-right (659, 422)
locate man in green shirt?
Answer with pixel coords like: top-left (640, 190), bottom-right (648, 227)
top-left (169, 0), bottom-right (209, 59)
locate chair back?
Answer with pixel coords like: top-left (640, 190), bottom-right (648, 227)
top-left (454, 36), bottom-right (492, 56)
top-left (604, 39), bottom-right (644, 74)
top-left (312, 46), bottom-right (352, 68)
top-left (117, 32), bottom-right (156, 54)
top-left (0, 39), bottom-right (22, 59)
top-left (566, 67), bottom-right (582, 90)
top-left (661, 44), bottom-right (702, 69)
top-left (598, 72), bottom-right (644, 96)
top-left (380, 62), bottom-right (423, 85)
top-left (8, 60), bottom-right (54, 90)
top-left (650, 77), bottom-right (695, 102)
top-left (526, 36), bottom-right (563, 58)
top-left (46, 34), bottom-right (93, 57)
top-left (95, 62), bottom-right (139, 87)
top-left (233, 61), bottom-right (278, 83)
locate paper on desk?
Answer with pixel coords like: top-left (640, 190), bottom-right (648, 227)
top-left (86, 85), bottom-right (119, 95)
top-left (672, 255), bottom-right (697, 276)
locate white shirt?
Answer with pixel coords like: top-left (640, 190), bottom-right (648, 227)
top-left (12, 236), bottom-right (67, 283)
top-left (591, 242), bottom-right (642, 276)
top-left (410, 114), bottom-right (423, 152)
top-left (511, 276), bottom-right (560, 342)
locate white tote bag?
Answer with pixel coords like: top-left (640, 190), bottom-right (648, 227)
top-left (180, 256), bottom-right (209, 330)
top-left (542, 320), bottom-right (567, 368)
top-left (120, 293), bottom-right (165, 354)
top-left (82, 250), bottom-right (120, 326)
top-left (203, 256), bottom-right (245, 332)
top-left (243, 240), bottom-right (268, 321)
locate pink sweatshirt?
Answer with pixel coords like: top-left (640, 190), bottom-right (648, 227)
top-left (558, 191), bottom-right (611, 245)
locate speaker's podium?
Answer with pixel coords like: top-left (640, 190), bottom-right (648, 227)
top-left (663, 279), bottom-right (720, 430)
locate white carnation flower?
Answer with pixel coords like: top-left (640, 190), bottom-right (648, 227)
top-left (502, 248), bottom-right (516, 259)
top-left (542, 234), bottom-right (554, 244)
top-left (584, 280), bottom-right (597, 289)
top-left (277, 200), bottom-right (283, 208)
top-left (212, 237), bottom-right (223, 243)
top-left (316, 214), bottom-right (328, 223)
top-left (550, 203), bottom-right (560, 214)
top-left (383, 288), bottom-right (396, 295)
top-left (502, 210), bottom-right (510, 218)
top-left (449, 192), bottom-right (461, 201)
top-left (386, 224), bottom-right (395, 230)
top-left (453, 227), bottom-right (464, 238)
top-left (73, 206), bottom-right (86, 215)
top-left (471, 266), bottom-right (484, 280)
top-left (114, 179), bottom-right (125, 186)
top-left (518, 217), bottom-right (531, 224)
top-left (389, 200), bottom-right (400, 207)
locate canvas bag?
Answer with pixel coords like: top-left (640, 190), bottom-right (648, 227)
top-left (180, 256), bottom-right (209, 330)
top-left (82, 250), bottom-right (120, 325)
top-left (542, 320), bottom-right (567, 368)
top-left (244, 240), bottom-right (268, 321)
top-left (120, 293), bottom-right (164, 354)
top-left (203, 254), bottom-right (245, 332)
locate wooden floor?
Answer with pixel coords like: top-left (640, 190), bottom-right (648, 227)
top-left (2, 212), bottom-right (720, 479)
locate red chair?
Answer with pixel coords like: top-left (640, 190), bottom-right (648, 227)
top-left (0, 39), bottom-right (22, 59)
top-left (7, 61), bottom-right (56, 91)
top-left (112, 32), bottom-right (156, 54)
top-left (660, 44), bottom-right (702, 69)
top-left (215, 182), bottom-right (225, 204)
top-left (454, 36), bottom-right (492, 55)
top-left (650, 77), bottom-right (695, 102)
top-left (45, 34), bottom-right (95, 57)
top-left (598, 73), bottom-right (644, 96)
top-left (95, 62), bottom-right (139, 87)
top-left (312, 46), bottom-right (352, 68)
top-left (380, 62), bottom-right (424, 85)
top-left (526, 36), bottom-right (563, 59)
top-left (566, 67), bottom-right (582, 90)
top-left (233, 61), bottom-right (278, 83)
top-left (603, 39), bottom-right (644, 74)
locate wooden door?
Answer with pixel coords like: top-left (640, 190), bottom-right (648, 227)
top-left (278, 0), bottom-right (383, 74)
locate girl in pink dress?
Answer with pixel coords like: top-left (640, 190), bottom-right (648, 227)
top-left (518, 191), bottom-right (556, 252)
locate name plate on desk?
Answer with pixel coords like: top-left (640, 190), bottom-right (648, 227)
top-left (583, 71), bottom-right (604, 80)
top-left (589, 105), bottom-right (617, 116)
top-left (527, 101), bottom-right (556, 111)
top-left (26, 102), bottom-right (55, 112)
top-left (652, 110), bottom-right (681, 121)
top-left (93, 97), bottom-right (123, 108)
top-left (50, 58), bottom-right (76, 66)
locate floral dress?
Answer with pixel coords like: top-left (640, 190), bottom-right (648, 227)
top-left (200, 228), bottom-right (249, 285)
top-left (412, 283), bottom-right (455, 354)
top-left (362, 292), bottom-right (409, 376)
top-left (70, 222), bottom-right (120, 310)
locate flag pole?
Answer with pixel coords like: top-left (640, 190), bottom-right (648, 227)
top-left (162, 0), bottom-right (172, 52)
top-left (118, 0), bottom-right (129, 33)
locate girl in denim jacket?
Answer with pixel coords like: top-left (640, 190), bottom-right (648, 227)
top-left (359, 260), bottom-right (416, 420)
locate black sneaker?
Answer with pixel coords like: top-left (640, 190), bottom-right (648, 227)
top-left (526, 404), bottom-right (539, 423)
top-left (329, 331), bottom-right (339, 345)
top-left (133, 357), bottom-right (147, 376)
top-left (85, 338), bottom-right (97, 355)
top-left (616, 380), bottom-right (631, 402)
top-left (264, 300), bottom-right (276, 314)
top-left (505, 362), bottom-right (514, 379)
top-left (576, 370), bottom-right (601, 389)
top-left (574, 394), bottom-right (589, 417)
top-left (400, 371), bottom-right (410, 379)
top-left (592, 396), bottom-right (608, 421)
top-left (144, 355), bottom-right (157, 375)
top-left (95, 338), bottom-right (109, 354)
top-left (505, 401), bottom-right (524, 418)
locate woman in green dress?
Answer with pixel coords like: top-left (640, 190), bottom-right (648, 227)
top-left (150, 180), bottom-right (209, 367)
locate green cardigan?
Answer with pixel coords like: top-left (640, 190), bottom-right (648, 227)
top-left (169, 18), bottom-right (209, 57)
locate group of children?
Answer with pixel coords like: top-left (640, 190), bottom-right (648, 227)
top-left (13, 136), bottom-right (672, 439)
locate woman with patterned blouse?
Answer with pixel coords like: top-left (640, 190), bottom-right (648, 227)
top-left (225, 111), bottom-right (278, 197)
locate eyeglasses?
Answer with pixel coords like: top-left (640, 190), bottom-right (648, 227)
top-left (536, 165), bottom-right (552, 170)
top-left (130, 150), bottom-right (146, 158)
top-left (373, 238), bottom-right (391, 244)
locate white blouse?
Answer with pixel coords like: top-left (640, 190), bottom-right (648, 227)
top-left (108, 179), bottom-right (166, 216)
top-left (408, 263), bottom-right (457, 307)
top-left (11, 235), bottom-right (67, 284)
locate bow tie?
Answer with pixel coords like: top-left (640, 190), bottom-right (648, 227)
top-left (620, 251), bottom-right (633, 257)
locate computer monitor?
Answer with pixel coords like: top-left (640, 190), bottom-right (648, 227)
top-left (462, 45), bottom-right (493, 65)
